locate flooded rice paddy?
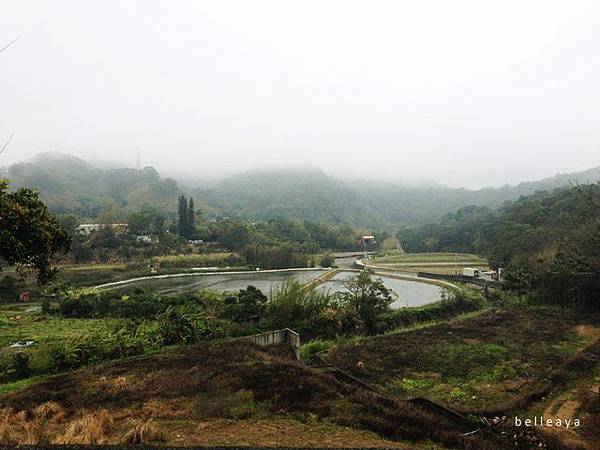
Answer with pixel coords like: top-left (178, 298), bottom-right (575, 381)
top-left (108, 269), bottom-right (443, 308)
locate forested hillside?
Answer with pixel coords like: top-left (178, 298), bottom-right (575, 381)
top-left (398, 183), bottom-right (600, 308)
top-left (196, 165), bottom-right (600, 227)
top-left (398, 185), bottom-right (599, 263)
top-left (3, 153), bottom-right (600, 228)
top-left (2, 153), bottom-right (183, 220)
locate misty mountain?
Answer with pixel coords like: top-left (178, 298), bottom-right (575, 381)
top-left (196, 167), bottom-right (376, 225)
top-left (2, 153), bottom-right (183, 219)
top-left (195, 165), bottom-right (600, 228)
top-left (3, 153), bottom-right (600, 228)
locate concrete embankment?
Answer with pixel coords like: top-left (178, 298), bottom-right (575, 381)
top-left (353, 260), bottom-right (462, 292)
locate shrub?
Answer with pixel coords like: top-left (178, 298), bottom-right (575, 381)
top-left (222, 285), bottom-right (267, 323)
top-left (156, 306), bottom-right (199, 345)
top-left (264, 280), bottom-right (332, 330)
top-left (299, 339), bottom-right (333, 365)
top-left (5, 353), bottom-right (30, 380)
top-left (0, 276), bottom-right (21, 303)
top-left (319, 254), bottom-right (336, 268)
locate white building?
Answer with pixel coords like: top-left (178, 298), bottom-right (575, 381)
top-left (76, 223), bottom-right (128, 235)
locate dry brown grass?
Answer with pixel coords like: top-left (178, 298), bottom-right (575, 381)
top-left (21, 422), bottom-right (45, 444)
top-left (0, 422), bottom-right (16, 445)
top-left (33, 401), bottom-right (65, 421)
top-left (0, 407), bottom-right (45, 444)
top-left (55, 409), bottom-right (113, 444)
top-left (140, 398), bottom-right (189, 420)
top-left (0, 340), bottom-right (532, 449)
top-left (119, 419), bottom-right (165, 445)
top-left (113, 375), bottom-right (128, 390)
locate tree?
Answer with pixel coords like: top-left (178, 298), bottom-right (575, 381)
top-left (319, 253), bottom-right (335, 267)
top-left (223, 285), bottom-right (268, 323)
top-left (0, 275), bottom-right (21, 303)
top-left (157, 306), bottom-right (198, 345)
top-left (127, 208), bottom-right (165, 236)
top-left (0, 180), bottom-right (71, 283)
top-left (177, 194), bottom-right (189, 239)
top-left (337, 271), bottom-right (395, 334)
top-left (188, 196), bottom-right (195, 238)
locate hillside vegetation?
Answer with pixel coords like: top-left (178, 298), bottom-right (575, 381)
top-left (0, 340), bottom-right (506, 449)
top-left (2, 153), bottom-right (183, 219)
top-left (4, 153), bottom-right (600, 228)
top-left (399, 183), bottom-right (600, 309)
top-left (326, 307), bottom-right (600, 449)
top-left (195, 165), bottom-right (600, 227)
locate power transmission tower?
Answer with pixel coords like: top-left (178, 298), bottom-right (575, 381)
top-left (136, 148), bottom-right (141, 170)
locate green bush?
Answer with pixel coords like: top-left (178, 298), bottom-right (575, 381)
top-left (6, 353), bottom-right (31, 380)
top-left (0, 275), bottom-right (21, 303)
top-left (57, 289), bottom-right (203, 319)
top-left (319, 254), bottom-right (336, 268)
top-left (157, 306), bottom-right (199, 345)
top-left (299, 339), bottom-right (333, 365)
top-left (222, 285), bottom-right (267, 324)
top-left (264, 281), bottom-right (332, 330)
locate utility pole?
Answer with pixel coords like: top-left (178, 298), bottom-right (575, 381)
top-left (361, 235), bottom-right (376, 271)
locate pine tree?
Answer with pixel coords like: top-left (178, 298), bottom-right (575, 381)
top-left (177, 194), bottom-right (188, 238)
top-left (188, 197), bottom-right (195, 238)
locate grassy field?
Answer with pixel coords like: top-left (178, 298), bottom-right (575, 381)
top-left (0, 299), bottom-right (593, 448)
top-left (325, 306), bottom-right (600, 448)
top-left (326, 308), bottom-right (597, 411)
top-left (0, 303), bottom-right (126, 348)
top-left (370, 252), bottom-right (489, 275)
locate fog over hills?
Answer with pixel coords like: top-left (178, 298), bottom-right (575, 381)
top-left (2, 152), bottom-right (600, 228)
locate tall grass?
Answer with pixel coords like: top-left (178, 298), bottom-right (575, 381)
top-left (153, 252), bottom-right (244, 268)
top-left (265, 280), bottom-right (332, 330)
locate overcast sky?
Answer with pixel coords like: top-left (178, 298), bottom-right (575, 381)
top-left (1, 1), bottom-right (600, 188)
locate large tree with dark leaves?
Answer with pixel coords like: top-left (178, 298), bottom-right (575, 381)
top-left (0, 180), bottom-right (71, 283)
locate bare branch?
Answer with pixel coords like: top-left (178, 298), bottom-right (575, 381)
top-left (0, 37), bottom-right (19, 54)
top-left (0, 38), bottom-right (18, 157)
top-left (0, 132), bottom-right (13, 156)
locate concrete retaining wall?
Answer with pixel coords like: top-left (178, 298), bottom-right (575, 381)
top-left (248, 328), bottom-right (300, 358)
top-left (418, 271), bottom-right (500, 288)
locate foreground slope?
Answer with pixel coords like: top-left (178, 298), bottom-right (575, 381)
top-left (0, 339), bottom-right (510, 449)
top-left (327, 308), bottom-right (600, 449)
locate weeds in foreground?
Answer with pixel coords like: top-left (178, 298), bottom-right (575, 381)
top-left (119, 419), bottom-right (165, 445)
top-left (57, 409), bottom-right (114, 444)
top-left (33, 401), bottom-right (65, 421)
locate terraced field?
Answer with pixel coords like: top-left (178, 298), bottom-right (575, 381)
top-left (371, 252), bottom-right (489, 275)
